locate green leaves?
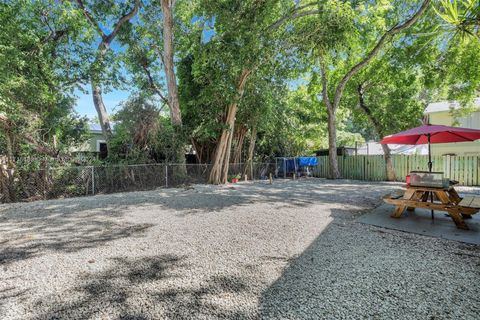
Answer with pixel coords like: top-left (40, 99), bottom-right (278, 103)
top-left (434, 0), bottom-right (479, 39)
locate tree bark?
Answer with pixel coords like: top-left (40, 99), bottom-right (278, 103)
top-left (4, 131), bottom-right (14, 161)
top-left (160, 0), bottom-right (182, 128)
top-left (381, 143), bottom-right (396, 181)
top-left (208, 69), bottom-right (251, 184)
top-left (243, 127), bottom-right (257, 180)
top-left (160, 0), bottom-right (186, 169)
top-left (221, 120), bottom-right (235, 182)
top-left (319, 57), bottom-right (341, 179)
top-left (326, 106), bottom-right (340, 179)
top-left (232, 126), bottom-right (247, 164)
top-left (92, 83), bottom-right (113, 141)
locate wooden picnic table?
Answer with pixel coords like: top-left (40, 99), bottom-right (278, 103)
top-left (383, 185), bottom-right (480, 230)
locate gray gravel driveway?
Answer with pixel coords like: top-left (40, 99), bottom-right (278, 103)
top-left (1, 179), bottom-right (479, 319)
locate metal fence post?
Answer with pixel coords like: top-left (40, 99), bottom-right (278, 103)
top-left (165, 165), bottom-right (168, 188)
top-left (91, 166), bottom-right (95, 195)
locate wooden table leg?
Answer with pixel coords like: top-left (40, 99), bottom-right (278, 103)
top-left (392, 189), bottom-right (416, 218)
top-left (448, 188), bottom-right (462, 204)
top-left (436, 190), bottom-right (469, 229)
top-left (391, 205), bottom-right (406, 218)
top-left (446, 208), bottom-right (469, 230)
top-left (407, 191), bottom-right (423, 211)
top-left (435, 190), bottom-right (451, 205)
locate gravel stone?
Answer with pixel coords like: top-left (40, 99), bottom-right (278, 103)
top-left (0, 179), bottom-right (479, 319)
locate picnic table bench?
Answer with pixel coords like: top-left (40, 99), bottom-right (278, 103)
top-left (383, 185), bottom-right (479, 230)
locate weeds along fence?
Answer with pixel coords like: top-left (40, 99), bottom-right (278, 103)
top-left (313, 155), bottom-right (480, 186)
top-left (0, 162), bottom-right (276, 203)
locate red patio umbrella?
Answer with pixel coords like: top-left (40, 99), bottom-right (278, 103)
top-left (380, 124), bottom-right (480, 172)
top-left (381, 124), bottom-right (480, 220)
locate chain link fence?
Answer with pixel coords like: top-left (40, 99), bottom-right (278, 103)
top-left (1, 162), bottom-right (276, 203)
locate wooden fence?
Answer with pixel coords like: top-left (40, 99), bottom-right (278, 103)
top-left (313, 155), bottom-right (480, 186)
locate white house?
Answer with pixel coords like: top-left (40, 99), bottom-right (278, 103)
top-left (72, 123), bottom-right (110, 158)
top-left (356, 98), bottom-right (480, 156)
top-left (425, 98), bottom-right (480, 156)
top-left (356, 141), bottom-right (428, 155)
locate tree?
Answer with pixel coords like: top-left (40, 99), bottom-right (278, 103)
top-left (121, 0), bottom-right (187, 164)
top-left (183, 0), bottom-right (315, 184)
top-left (351, 64), bottom-right (425, 180)
top-left (0, 0), bottom-right (87, 158)
top-left (315, 0), bottom-right (431, 178)
top-left (73, 0), bottom-right (141, 149)
top-left (161, 0), bottom-right (182, 127)
top-left (0, 0), bottom-right (88, 201)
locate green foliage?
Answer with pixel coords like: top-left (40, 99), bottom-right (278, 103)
top-left (2, 0), bottom-right (480, 169)
top-left (110, 95), bottom-right (185, 163)
top-left (349, 60), bottom-right (426, 140)
top-left (0, 0), bottom-right (88, 158)
top-left (434, 0), bottom-right (479, 39)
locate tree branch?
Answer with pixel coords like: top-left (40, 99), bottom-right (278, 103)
top-left (141, 64), bottom-right (168, 104)
top-left (75, 0), bottom-right (106, 39)
top-left (333, 0), bottom-right (431, 108)
top-left (357, 82), bottom-right (383, 137)
top-left (105, 0), bottom-right (141, 44)
top-left (268, 2), bottom-right (320, 31)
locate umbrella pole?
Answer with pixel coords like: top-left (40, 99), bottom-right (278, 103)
top-left (428, 134), bottom-right (434, 221)
top-left (427, 134), bottom-right (432, 172)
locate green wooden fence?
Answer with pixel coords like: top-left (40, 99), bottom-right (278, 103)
top-left (312, 155), bottom-right (480, 186)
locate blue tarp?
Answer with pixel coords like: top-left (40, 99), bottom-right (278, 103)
top-left (298, 157), bottom-right (318, 167)
top-left (284, 159), bottom-right (296, 172)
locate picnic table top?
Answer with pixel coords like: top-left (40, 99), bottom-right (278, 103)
top-left (403, 185), bottom-right (452, 192)
top-left (459, 196), bottom-right (480, 209)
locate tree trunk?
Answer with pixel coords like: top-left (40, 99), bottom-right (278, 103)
top-left (357, 83), bottom-right (396, 181)
top-left (161, 0), bottom-right (182, 127)
top-left (243, 127), bottom-right (257, 180)
top-left (209, 102), bottom-right (237, 184)
top-left (232, 126), bottom-right (247, 164)
top-left (327, 106), bottom-right (341, 179)
top-left (0, 156), bottom-right (15, 203)
top-left (209, 130), bottom-right (229, 184)
top-left (160, 0), bottom-right (185, 168)
top-left (317, 0), bottom-right (429, 179)
top-left (319, 57), bottom-right (340, 179)
top-left (208, 69), bottom-right (251, 184)
top-left (381, 143), bottom-right (396, 181)
top-left (4, 131), bottom-right (14, 160)
top-left (92, 82), bottom-right (113, 144)
top-left (221, 121), bottom-right (235, 182)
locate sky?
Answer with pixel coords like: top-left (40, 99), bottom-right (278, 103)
top-left (74, 88), bottom-right (129, 119)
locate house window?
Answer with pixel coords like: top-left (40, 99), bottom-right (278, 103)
top-left (97, 140), bottom-right (108, 159)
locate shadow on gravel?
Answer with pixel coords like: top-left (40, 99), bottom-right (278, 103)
top-left (0, 199), bottom-right (153, 265)
top-left (165, 179), bottom-right (398, 215)
top-left (259, 208), bottom-right (480, 319)
top-left (0, 179), bottom-right (396, 266)
top-left (0, 284), bottom-right (30, 312)
top-left (33, 255), bottom-right (254, 319)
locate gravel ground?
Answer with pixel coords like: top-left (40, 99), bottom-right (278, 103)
top-left (1, 179), bottom-right (479, 320)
